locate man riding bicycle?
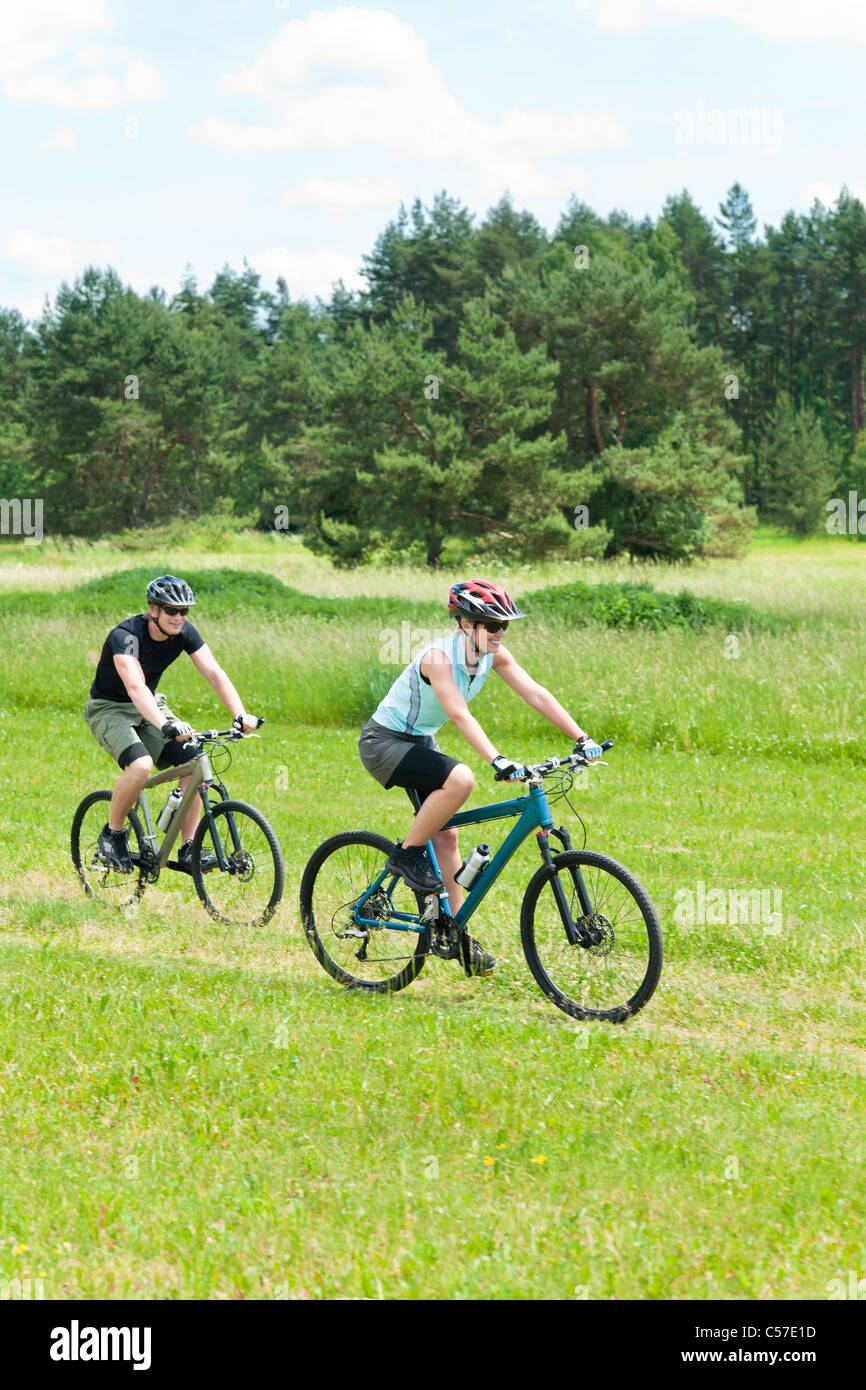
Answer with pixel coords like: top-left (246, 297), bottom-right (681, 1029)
top-left (358, 579), bottom-right (603, 976)
top-left (83, 574), bottom-right (260, 873)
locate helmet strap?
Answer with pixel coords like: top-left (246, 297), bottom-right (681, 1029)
top-left (460, 622), bottom-right (481, 664)
top-left (148, 605), bottom-right (172, 639)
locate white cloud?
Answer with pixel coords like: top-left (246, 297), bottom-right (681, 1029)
top-left (2, 0), bottom-right (113, 47)
top-left (39, 123), bottom-right (79, 152)
top-left (584, 0), bottom-right (866, 40)
top-left (798, 180), bottom-right (866, 210)
top-left (16, 293), bottom-right (53, 324)
top-left (0, 228), bottom-right (117, 277)
top-left (191, 9), bottom-right (627, 169)
top-left (0, 2), bottom-right (166, 110)
top-left (476, 162), bottom-right (588, 207)
top-left (220, 7), bottom-right (429, 93)
top-left (247, 246), bottom-right (365, 301)
top-left (123, 59), bottom-right (165, 104)
top-left (282, 176), bottom-right (404, 215)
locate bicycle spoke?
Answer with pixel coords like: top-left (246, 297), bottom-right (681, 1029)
top-left (300, 832), bottom-right (427, 992)
top-left (192, 800), bottom-right (284, 927)
top-left (71, 791), bottom-right (147, 908)
top-left (521, 850), bottom-right (663, 1022)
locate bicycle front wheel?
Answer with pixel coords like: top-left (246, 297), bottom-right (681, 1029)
top-left (520, 849), bottom-right (663, 1022)
top-left (192, 799), bottom-right (284, 927)
top-left (300, 830), bottom-right (427, 993)
top-left (71, 789), bottom-right (148, 908)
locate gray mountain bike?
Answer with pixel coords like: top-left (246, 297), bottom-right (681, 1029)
top-left (72, 722), bottom-right (283, 927)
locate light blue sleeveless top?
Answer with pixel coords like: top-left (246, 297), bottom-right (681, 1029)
top-left (372, 631), bottom-right (494, 736)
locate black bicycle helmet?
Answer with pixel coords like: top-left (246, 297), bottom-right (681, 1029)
top-left (146, 575), bottom-right (196, 607)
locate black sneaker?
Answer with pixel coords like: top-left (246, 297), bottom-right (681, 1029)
top-left (460, 933), bottom-right (496, 978)
top-left (178, 839), bottom-right (219, 873)
top-left (385, 842), bottom-right (444, 894)
top-left (97, 823), bottom-right (133, 874)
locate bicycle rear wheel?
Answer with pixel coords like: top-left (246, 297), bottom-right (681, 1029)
top-left (520, 849), bottom-right (662, 1022)
top-left (71, 789), bottom-right (148, 907)
top-left (191, 799), bottom-right (284, 927)
top-left (300, 830), bottom-right (428, 993)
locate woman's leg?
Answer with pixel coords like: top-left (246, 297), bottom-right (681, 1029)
top-left (430, 826), bottom-right (463, 913)
top-left (403, 763), bottom-right (474, 848)
top-left (403, 765), bottom-right (474, 911)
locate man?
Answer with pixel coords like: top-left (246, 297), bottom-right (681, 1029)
top-left (83, 574), bottom-right (259, 872)
top-left (358, 578), bottom-right (603, 975)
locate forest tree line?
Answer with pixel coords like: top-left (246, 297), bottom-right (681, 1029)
top-left (1, 182), bottom-right (864, 564)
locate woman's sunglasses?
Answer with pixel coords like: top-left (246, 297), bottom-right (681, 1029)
top-left (160, 604), bottom-right (189, 617)
top-left (475, 619), bottom-right (508, 633)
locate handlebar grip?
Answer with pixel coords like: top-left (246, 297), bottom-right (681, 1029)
top-left (600, 738), bottom-right (614, 751)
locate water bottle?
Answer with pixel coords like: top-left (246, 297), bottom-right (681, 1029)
top-left (454, 843), bottom-right (491, 890)
top-left (156, 787), bottom-right (184, 834)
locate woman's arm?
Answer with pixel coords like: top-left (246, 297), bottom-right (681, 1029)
top-left (423, 650), bottom-right (501, 764)
top-left (492, 646), bottom-right (588, 742)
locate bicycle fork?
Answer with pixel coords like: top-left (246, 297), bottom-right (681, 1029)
top-left (536, 827), bottom-right (602, 948)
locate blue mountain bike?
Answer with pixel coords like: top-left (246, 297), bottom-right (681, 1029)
top-left (300, 742), bottom-right (662, 1022)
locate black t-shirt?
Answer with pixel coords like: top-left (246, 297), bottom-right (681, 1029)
top-left (89, 614), bottom-right (205, 702)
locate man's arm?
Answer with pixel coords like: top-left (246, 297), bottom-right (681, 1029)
top-left (189, 644), bottom-right (250, 724)
top-left (113, 654), bottom-right (172, 729)
top-left (492, 646), bottom-right (587, 742)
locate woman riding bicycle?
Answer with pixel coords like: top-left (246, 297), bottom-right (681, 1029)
top-left (358, 579), bottom-right (603, 976)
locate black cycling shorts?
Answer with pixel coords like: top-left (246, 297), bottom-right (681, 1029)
top-left (387, 743), bottom-right (460, 807)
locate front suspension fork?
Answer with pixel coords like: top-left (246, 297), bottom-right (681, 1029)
top-left (536, 826), bottom-right (594, 947)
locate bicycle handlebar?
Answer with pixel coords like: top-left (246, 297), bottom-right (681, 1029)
top-left (179, 716), bottom-right (266, 748)
top-left (515, 737), bottom-right (613, 782)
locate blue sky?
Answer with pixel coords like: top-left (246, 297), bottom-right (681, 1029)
top-left (1, 0), bottom-right (863, 319)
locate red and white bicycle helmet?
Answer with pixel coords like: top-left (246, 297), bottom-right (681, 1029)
top-left (448, 579), bottom-right (526, 622)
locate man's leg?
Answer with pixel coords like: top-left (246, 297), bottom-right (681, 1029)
top-left (140, 710), bottom-right (201, 848)
top-left (177, 774), bottom-right (199, 844)
top-left (109, 749), bottom-right (153, 832)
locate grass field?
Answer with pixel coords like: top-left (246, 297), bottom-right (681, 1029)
top-left (1, 529), bottom-right (864, 1300)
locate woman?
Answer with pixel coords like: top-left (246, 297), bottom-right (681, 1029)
top-left (358, 579), bottom-right (602, 976)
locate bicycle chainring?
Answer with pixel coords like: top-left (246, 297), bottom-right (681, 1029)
top-left (427, 918), bottom-right (462, 960)
top-left (138, 847), bottom-right (160, 883)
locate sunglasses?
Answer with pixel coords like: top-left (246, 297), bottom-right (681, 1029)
top-left (160, 605), bottom-right (189, 617)
top-left (475, 619), bottom-right (508, 633)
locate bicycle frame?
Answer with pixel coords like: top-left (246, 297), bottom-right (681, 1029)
top-left (134, 747), bottom-right (232, 871)
top-left (353, 781), bottom-right (590, 937)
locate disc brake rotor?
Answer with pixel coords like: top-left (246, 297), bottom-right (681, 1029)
top-left (582, 914), bottom-right (615, 957)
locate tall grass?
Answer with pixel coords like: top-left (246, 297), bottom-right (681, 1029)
top-left (0, 530), bottom-right (864, 1299)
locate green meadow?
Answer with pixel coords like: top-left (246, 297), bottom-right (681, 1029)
top-left (0, 529), bottom-right (864, 1299)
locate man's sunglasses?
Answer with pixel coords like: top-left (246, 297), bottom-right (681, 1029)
top-left (160, 604), bottom-right (189, 617)
top-left (475, 619), bottom-right (508, 633)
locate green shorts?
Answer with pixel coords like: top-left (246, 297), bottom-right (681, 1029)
top-left (83, 693), bottom-right (192, 770)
